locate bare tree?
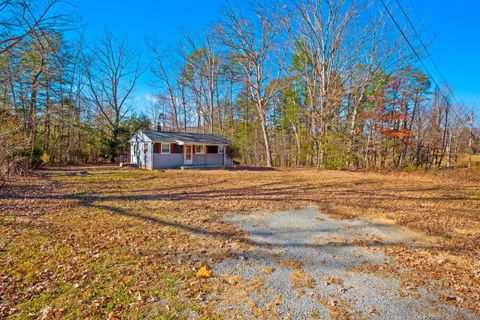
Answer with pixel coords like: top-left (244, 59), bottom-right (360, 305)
top-left (0, 0), bottom-right (68, 54)
top-left (183, 30), bottom-right (224, 134)
top-left (84, 31), bottom-right (141, 162)
top-left (468, 111), bottom-right (474, 168)
top-left (220, 2), bottom-right (287, 166)
top-left (293, 0), bottom-right (372, 168)
top-left (150, 44), bottom-right (181, 130)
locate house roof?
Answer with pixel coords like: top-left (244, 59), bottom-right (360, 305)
top-left (140, 130), bottom-right (229, 145)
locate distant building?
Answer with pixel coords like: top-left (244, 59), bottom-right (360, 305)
top-left (130, 129), bottom-right (231, 169)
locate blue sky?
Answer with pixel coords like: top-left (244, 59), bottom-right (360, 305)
top-left (70, 0), bottom-right (480, 114)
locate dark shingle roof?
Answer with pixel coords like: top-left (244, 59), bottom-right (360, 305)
top-left (142, 130), bottom-right (229, 145)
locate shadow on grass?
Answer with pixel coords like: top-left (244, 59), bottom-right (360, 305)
top-left (86, 201), bottom-right (434, 251)
top-left (227, 166), bottom-right (277, 172)
top-left (0, 169), bottom-right (474, 253)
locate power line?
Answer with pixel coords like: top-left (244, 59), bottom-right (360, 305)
top-left (406, 0), bottom-right (471, 111)
top-left (392, 0), bottom-right (464, 107)
top-left (378, 0), bottom-right (446, 102)
top-left (378, 0), bottom-right (463, 120)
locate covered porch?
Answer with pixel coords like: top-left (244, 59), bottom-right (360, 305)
top-left (152, 142), bottom-right (228, 169)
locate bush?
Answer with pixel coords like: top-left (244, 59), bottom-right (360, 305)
top-left (322, 132), bottom-right (352, 169)
top-left (29, 147), bottom-right (45, 168)
top-left (226, 144), bottom-right (240, 159)
top-left (41, 153), bottom-right (50, 165)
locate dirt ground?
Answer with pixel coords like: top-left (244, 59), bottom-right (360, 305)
top-left (0, 166), bottom-right (479, 319)
top-left (215, 207), bottom-right (477, 319)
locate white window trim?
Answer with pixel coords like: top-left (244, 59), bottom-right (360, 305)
top-left (218, 145), bottom-right (225, 154)
top-left (195, 145), bottom-right (205, 154)
top-left (161, 143), bottom-right (170, 154)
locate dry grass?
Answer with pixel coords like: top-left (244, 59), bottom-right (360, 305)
top-left (290, 270), bottom-right (315, 289)
top-left (0, 165), bottom-right (479, 318)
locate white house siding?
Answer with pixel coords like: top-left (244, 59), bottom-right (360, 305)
top-left (131, 144), bottom-right (137, 164)
top-left (137, 151), bottom-right (142, 167)
top-left (153, 154), bottom-right (183, 169)
top-left (133, 142), bottom-right (153, 169)
top-left (130, 130), bottom-right (231, 169)
top-left (130, 132), bottom-right (154, 169)
top-left (146, 144), bottom-right (153, 170)
top-left (137, 143), bottom-right (146, 168)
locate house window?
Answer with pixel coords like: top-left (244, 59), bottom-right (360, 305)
top-left (194, 145), bottom-right (205, 154)
top-left (206, 145), bottom-right (218, 154)
top-left (161, 143), bottom-right (170, 154)
top-left (218, 145), bottom-right (225, 154)
top-left (143, 143), bottom-right (149, 154)
top-left (171, 144), bottom-right (184, 154)
top-left (153, 143), bottom-right (161, 153)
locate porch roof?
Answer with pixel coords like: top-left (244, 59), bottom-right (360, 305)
top-left (141, 130), bottom-right (229, 145)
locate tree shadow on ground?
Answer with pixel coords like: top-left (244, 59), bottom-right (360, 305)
top-left (86, 201), bottom-right (434, 252)
top-left (227, 166), bottom-right (277, 171)
top-left (1, 168), bottom-right (477, 255)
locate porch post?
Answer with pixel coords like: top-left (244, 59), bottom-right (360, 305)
top-left (223, 145), bottom-right (226, 167)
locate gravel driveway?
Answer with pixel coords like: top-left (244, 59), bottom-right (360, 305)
top-left (214, 207), bottom-right (477, 319)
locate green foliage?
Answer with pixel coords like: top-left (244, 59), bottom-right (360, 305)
top-left (321, 131), bottom-right (353, 169)
top-left (362, 71), bottom-right (389, 112)
top-left (95, 114), bottom-right (152, 162)
top-left (0, 0), bottom-right (470, 172)
top-left (30, 147), bottom-right (45, 168)
top-left (226, 143), bottom-right (240, 159)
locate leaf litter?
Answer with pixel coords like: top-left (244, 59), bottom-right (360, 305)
top-left (0, 166), bottom-right (479, 318)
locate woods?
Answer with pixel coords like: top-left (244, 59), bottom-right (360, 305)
top-left (0, 0), bottom-right (477, 178)
top-left (0, 0), bottom-right (149, 179)
top-left (1, 2), bottom-right (480, 318)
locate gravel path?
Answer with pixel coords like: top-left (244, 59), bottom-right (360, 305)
top-left (214, 207), bottom-right (478, 319)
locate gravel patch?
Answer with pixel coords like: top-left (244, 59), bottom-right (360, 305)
top-left (214, 207), bottom-right (477, 319)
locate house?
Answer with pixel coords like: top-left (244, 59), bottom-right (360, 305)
top-left (130, 130), bottom-right (231, 169)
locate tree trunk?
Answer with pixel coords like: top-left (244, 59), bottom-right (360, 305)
top-left (259, 111), bottom-right (273, 167)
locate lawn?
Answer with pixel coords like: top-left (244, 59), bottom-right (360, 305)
top-left (1, 166), bottom-right (479, 319)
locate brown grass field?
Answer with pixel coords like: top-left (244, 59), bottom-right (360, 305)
top-left (1, 166), bottom-right (479, 319)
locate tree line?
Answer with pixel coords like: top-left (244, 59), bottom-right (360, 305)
top-left (0, 0), bottom-right (476, 179)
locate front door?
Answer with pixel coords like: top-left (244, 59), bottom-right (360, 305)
top-left (184, 145), bottom-right (193, 165)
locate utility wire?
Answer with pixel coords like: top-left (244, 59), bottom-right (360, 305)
top-left (405, 0), bottom-right (470, 110)
top-left (392, 0), bottom-right (464, 107)
top-left (379, 0), bottom-right (463, 120)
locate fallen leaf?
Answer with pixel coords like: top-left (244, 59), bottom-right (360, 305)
top-left (196, 266), bottom-right (212, 278)
top-left (39, 306), bottom-right (51, 320)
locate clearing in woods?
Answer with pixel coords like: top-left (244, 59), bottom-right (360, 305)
top-left (0, 166), bottom-right (479, 319)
